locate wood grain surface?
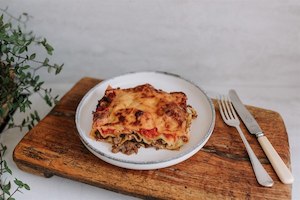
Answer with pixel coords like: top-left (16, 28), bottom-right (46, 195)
top-left (13, 77), bottom-right (292, 200)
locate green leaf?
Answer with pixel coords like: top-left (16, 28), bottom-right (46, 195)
top-left (47, 66), bottom-right (52, 73)
top-left (21, 118), bottom-right (26, 126)
top-left (14, 178), bottom-right (24, 188)
top-left (45, 43), bottom-right (54, 55)
top-left (10, 56), bottom-right (15, 62)
top-left (55, 63), bottom-right (64, 75)
top-left (24, 184), bottom-right (30, 190)
top-left (30, 113), bottom-right (35, 120)
top-left (43, 57), bottom-right (49, 65)
top-left (4, 160), bottom-right (12, 175)
top-left (12, 45), bottom-right (19, 54)
top-left (29, 53), bottom-right (36, 60)
top-left (3, 181), bottom-right (11, 195)
top-left (8, 197), bottom-right (15, 200)
top-left (1, 144), bottom-right (7, 155)
top-left (17, 39), bottom-right (25, 46)
top-left (8, 122), bottom-right (15, 129)
top-left (44, 94), bottom-right (52, 106)
top-left (19, 104), bottom-right (25, 112)
top-left (25, 38), bottom-right (33, 46)
top-left (19, 46), bottom-right (27, 54)
top-left (18, 95), bottom-right (24, 104)
top-left (41, 38), bottom-right (54, 55)
top-left (34, 75), bottom-right (40, 82)
top-left (34, 110), bottom-right (40, 121)
top-left (34, 81), bottom-right (44, 91)
top-left (1, 44), bottom-right (6, 52)
top-left (3, 23), bottom-right (11, 29)
top-left (21, 65), bottom-right (30, 70)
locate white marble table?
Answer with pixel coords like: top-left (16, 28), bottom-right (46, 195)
top-left (0, 0), bottom-right (299, 199)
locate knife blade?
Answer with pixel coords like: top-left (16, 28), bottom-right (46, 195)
top-left (229, 89), bottom-right (294, 184)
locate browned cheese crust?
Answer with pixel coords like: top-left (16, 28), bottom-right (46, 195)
top-left (90, 84), bottom-right (197, 155)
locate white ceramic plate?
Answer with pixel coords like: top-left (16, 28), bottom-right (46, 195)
top-left (75, 71), bottom-right (215, 170)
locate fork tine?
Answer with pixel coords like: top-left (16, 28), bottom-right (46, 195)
top-left (224, 96), bottom-right (234, 119)
top-left (217, 95), bottom-right (227, 121)
top-left (220, 95), bottom-right (230, 120)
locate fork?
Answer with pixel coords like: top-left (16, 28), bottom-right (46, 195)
top-left (217, 95), bottom-right (274, 187)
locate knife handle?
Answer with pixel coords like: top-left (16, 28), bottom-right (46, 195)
top-left (258, 136), bottom-right (294, 184)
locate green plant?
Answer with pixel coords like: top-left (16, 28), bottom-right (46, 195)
top-left (0, 8), bottom-right (63, 130)
top-left (0, 7), bottom-right (63, 199)
top-left (0, 144), bottom-right (30, 200)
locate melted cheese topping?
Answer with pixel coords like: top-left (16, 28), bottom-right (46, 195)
top-left (91, 84), bottom-right (197, 154)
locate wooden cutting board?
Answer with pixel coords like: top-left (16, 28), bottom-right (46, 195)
top-left (13, 77), bottom-right (292, 199)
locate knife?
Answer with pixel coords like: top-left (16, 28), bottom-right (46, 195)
top-left (229, 89), bottom-right (294, 184)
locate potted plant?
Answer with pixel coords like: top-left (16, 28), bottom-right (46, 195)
top-left (0, 8), bottom-right (63, 199)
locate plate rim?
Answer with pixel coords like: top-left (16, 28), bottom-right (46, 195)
top-left (75, 71), bottom-right (215, 166)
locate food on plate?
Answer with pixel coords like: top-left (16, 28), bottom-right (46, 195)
top-left (90, 84), bottom-right (197, 155)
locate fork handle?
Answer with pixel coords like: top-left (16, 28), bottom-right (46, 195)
top-left (236, 126), bottom-right (274, 187)
top-left (258, 136), bottom-right (294, 184)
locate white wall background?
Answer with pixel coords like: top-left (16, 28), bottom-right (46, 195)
top-left (1, 0), bottom-right (300, 87)
top-left (1, 0), bottom-right (299, 199)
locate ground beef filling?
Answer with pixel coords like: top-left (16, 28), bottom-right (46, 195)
top-left (111, 136), bottom-right (167, 155)
top-left (94, 130), bottom-right (168, 155)
top-left (112, 140), bottom-right (142, 155)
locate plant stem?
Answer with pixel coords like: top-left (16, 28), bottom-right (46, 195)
top-left (0, 147), bottom-right (4, 199)
top-left (7, 50), bottom-right (44, 66)
top-left (0, 7), bottom-right (30, 26)
top-left (7, 50), bottom-right (59, 72)
top-left (8, 187), bottom-right (20, 199)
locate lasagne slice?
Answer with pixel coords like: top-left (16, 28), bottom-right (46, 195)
top-left (90, 84), bottom-right (197, 155)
